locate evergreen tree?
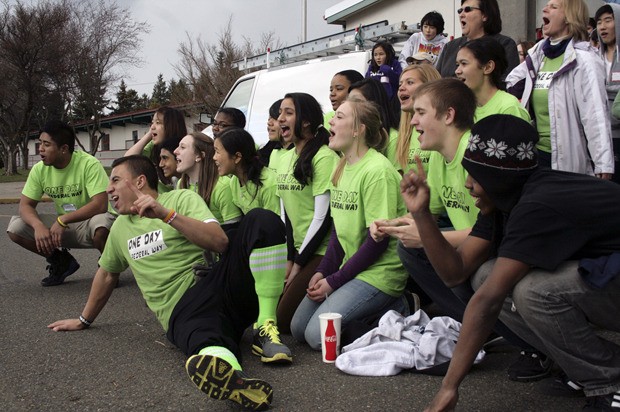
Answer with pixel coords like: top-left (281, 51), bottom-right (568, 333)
top-left (150, 74), bottom-right (170, 107)
top-left (169, 78), bottom-right (193, 104)
top-left (112, 79), bottom-right (143, 114)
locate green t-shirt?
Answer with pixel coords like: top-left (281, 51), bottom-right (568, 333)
top-left (268, 148), bottom-right (284, 173)
top-left (427, 131), bottom-right (479, 230)
top-left (99, 189), bottom-right (216, 330)
top-left (474, 90), bottom-right (531, 123)
top-left (390, 129), bottom-right (432, 174)
top-left (330, 149), bottom-right (407, 297)
top-left (532, 55), bottom-right (563, 153)
top-left (230, 168), bottom-right (280, 215)
top-left (383, 127), bottom-right (399, 162)
top-left (177, 176), bottom-right (242, 224)
top-left (276, 145), bottom-right (339, 254)
top-left (323, 111), bottom-right (335, 130)
top-left (23, 150), bottom-right (109, 216)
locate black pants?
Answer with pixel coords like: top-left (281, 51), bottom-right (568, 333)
top-left (166, 209), bottom-right (286, 359)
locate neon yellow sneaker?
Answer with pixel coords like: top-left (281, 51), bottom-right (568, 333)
top-left (252, 320), bottom-right (293, 364)
top-left (185, 354), bottom-right (273, 410)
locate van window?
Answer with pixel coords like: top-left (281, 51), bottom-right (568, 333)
top-left (222, 77), bottom-right (255, 116)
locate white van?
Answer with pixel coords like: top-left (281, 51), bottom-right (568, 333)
top-left (219, 51), bottom-right (371, 145)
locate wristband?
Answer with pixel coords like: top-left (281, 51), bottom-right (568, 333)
top-left (165, 211), bottom-right (178, 224)
top-left (162, 209), bottom-right (175, 223)
top-left (79, 315), bottom-right (92, 328)
top-left (57, 216), bottom-right (69, 228)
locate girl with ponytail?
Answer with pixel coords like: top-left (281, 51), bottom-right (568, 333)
top-left (214, 127), bottom-right (280, 215)
top-left (275, 92), bottom-right (339, 333)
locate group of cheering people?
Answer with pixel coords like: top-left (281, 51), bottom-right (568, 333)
top-left (7, 0), bottom-right (620, 410)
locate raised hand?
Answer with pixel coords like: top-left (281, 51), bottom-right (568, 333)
top-left (126, 179), bottom-right (168, 220)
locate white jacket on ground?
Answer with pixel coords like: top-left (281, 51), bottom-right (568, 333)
top-left (506, 39), bottom-right (614, 175)
top-left (335, 310), bottom-right (485, 376)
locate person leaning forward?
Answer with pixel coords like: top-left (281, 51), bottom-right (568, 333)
top-left (49, 155), bottom-right (289, 411)
top-left (403, 115), bottom-right (620, 412)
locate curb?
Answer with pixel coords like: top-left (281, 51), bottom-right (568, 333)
top-left (0, 197), bottom-right (52, 205)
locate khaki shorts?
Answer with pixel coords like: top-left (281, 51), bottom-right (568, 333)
top-left (7, 212), bottom-right (116, 249)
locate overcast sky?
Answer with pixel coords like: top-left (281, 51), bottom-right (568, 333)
top-left (116, 0), bottom-right (340, 96)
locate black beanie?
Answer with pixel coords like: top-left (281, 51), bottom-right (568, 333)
top-left (462, 114), bottom-right (539, 212)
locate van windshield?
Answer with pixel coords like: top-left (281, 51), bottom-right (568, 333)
top-left (222, 77), bottom-right (254, 116)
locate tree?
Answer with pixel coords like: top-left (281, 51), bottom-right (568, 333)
top-left (111, 79), bottom-right (143, 114)
top-left (169, 78), bottom-right (193, 105)
top-left (68, 1), bottom-right (148, 155)
top-left (174, 17), bottom-right (284, 115)
top-left (150, 74), bottom-right (170, 108)
top-left (0, 0), bottom-right (74, 174)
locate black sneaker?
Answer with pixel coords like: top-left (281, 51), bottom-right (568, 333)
top-left (41, 248), bottom-right (80, 287)
top-left (540, 372), bottom-right (584, 398)
top-left (507, 350), bottom-right (553, 382)
top-left (185, 354), bottom-right (273, 411)
top-left (582, 390), bottom-right (620, 411)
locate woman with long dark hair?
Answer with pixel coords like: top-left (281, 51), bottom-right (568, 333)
top-left (275, 92), bottom-right (339, 333)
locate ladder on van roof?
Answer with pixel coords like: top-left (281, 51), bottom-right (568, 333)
top-left (233, 20), bottom-right (417, 71)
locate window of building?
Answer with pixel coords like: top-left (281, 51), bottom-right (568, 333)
top-left (100, 133), bottom-right (110, 151)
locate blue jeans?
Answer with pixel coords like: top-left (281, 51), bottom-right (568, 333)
top-left (290, 279), bottom-right (406, 350)
top-left (472, 259), bottom-right (620, 397)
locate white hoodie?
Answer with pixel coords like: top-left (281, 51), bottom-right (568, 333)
top-left (398, 32), bottom-right (449, 69)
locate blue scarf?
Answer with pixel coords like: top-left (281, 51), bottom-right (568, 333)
top-left (541, 38), bottom-right (571, 59)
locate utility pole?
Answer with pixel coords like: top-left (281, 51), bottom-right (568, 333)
top-left (301, 0), bottom-right (307, 42)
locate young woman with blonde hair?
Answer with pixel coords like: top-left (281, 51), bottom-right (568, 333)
top-left (291, 98), bottom-right (407, 350)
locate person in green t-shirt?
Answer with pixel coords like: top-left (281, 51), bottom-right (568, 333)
top-left (174, 132), bottom-right (242, 232)
top-left (291, 99), bottom-right (408, 350)
top-left (125, 106), bottom-right (188, 193)
top-left (275, 92), bottom-right (340, 334)
top-left (455, 37), bottom-right (531, 123)
top-left (372, 79), bottom-right (479, 312)
top-left (7, 120), bottom-right (114, 287)
top-left (213, 127), bottom-right (292, 363)
top-left (214, 128), bottom-right (281, 216)
top-left (392, 64), bottom-right (441, 174)
top-left (325, 70), bottom-right (364, 130)
top-left (48, 155), bottom-right (287, 411)
top-left (158, 138), bottom-right (182, 189)
top-left (211, 107), bottom-right (246, 139)
top-left (375, 78), bottom-right (546, 382)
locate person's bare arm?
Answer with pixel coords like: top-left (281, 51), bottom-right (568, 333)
top-left (48, 267), bottom-right (120, 331)
top-left (18, 195), bottom-right (55, 255)
top-left (124, 130), bottom-right (153, 156)
top-left (425, 257), bottom-right (530, 411)
top-left (401, 158), bottom-right (490, 286)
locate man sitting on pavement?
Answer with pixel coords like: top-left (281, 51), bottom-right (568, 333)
top-left (7, 120), bottom-right (114, 286)
top-left (48, 155), bottom-right (288, 410)
top-left (401, 114), bottom-right (620, 411)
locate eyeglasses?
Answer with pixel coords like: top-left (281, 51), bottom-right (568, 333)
top-left (457, 6), bottom-right (481, 14)
top-left (212, 121), bottom-right (231, 128)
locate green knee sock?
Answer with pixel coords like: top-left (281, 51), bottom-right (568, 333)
top-left (249, 243), bottom-right (287, 326)
top-left (198, 346), bottom-right (242, 371)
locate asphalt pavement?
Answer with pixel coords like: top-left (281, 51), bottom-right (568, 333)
top-left (0, 192), bottom-right (604, 411)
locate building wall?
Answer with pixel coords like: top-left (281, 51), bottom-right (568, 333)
top-left (26, 115), bottom-right (200, 168)
top-left (329, 0), bottom-right (605, 44)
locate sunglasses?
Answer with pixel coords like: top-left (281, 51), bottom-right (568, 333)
top-left (458, 6), bottom-right (481, 13)
top-left (212, 121), bottom-right (231, 128)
